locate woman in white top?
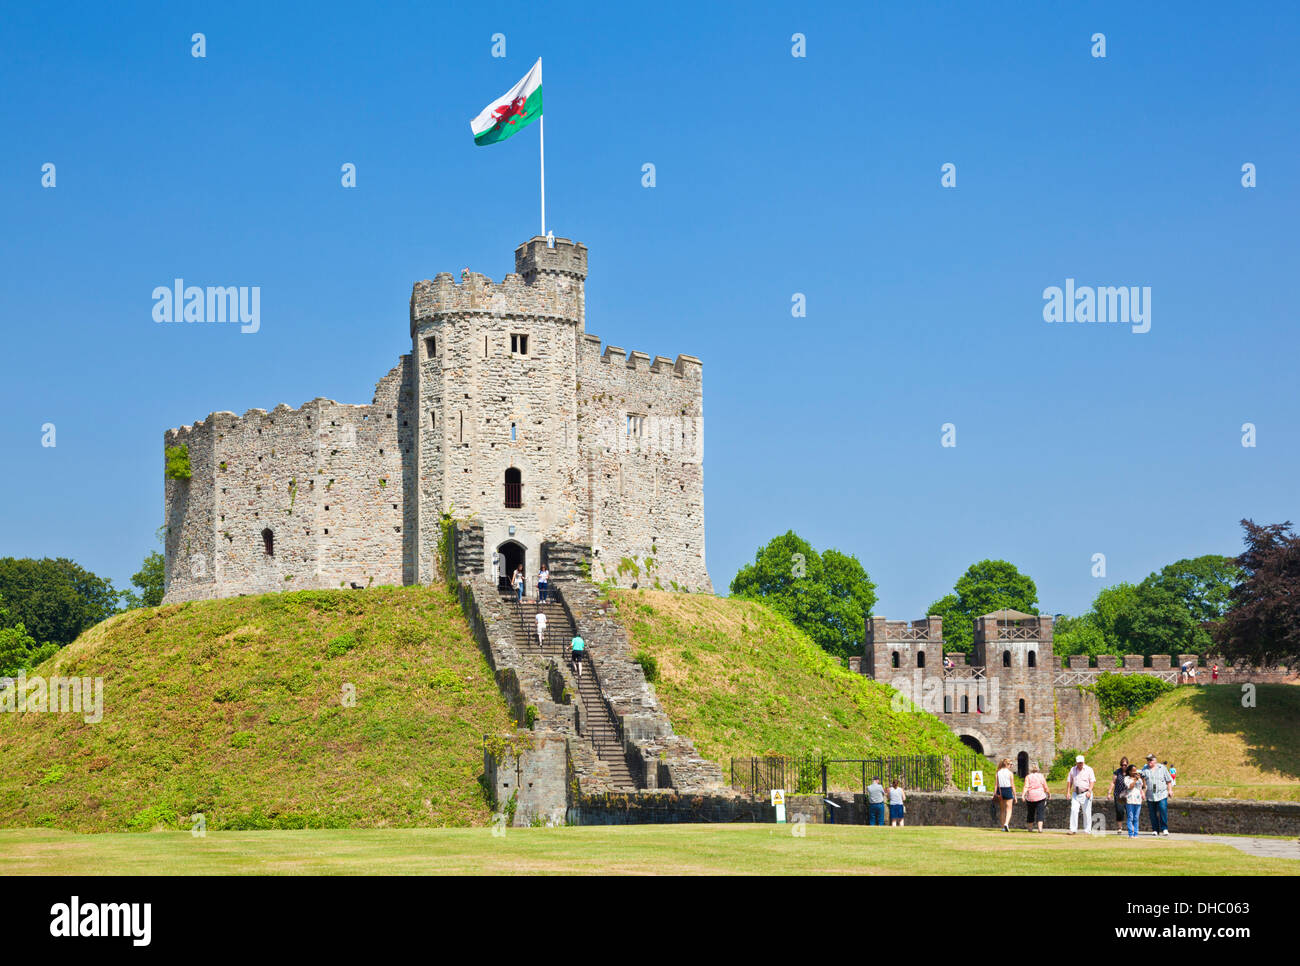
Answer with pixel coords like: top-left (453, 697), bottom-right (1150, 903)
top-left (888, 779), bottom-right (906, 826)
top-left (1123, 765), bottom-right (1146, 838)
top-left (995, 758), bottom-right (1017, 832)
top-left (535, 610), bottom-right (547, 647)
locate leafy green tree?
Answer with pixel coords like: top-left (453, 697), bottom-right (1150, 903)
top-left (122, 551), bottom-right (165, 609)
top-left (926, 560), bottom-right (1038, 655)
top-left (1088, 582), bottom-right (1140, 651)
top-left (0, 557), bottom-right (120, 648)
top-left (730, 531), bottom-right (877, 663)
top-left (1144, 555), bottom-right (1239, 624)
top-left (0, 598), bottom-right (59, 677)
top-left (1052, 613), bottom-right (1107, 659)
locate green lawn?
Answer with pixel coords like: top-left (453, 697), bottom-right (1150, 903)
top-left (1, 825), bottom-right (1293, 875)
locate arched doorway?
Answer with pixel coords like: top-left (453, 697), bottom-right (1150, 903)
top-left (496, 540), bottom-right (525, 593)
top-left (959, 735), bottom-right (984, 755)
top-left (1017, 751), bottom-right (1029, 778)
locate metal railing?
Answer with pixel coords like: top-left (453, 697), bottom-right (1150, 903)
top-left (730, 753), bottom-right (983, 796)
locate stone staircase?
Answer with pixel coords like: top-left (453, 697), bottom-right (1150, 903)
top-left (503, 592), bottom-right (640, 791)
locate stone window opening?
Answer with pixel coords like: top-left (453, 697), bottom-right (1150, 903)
top-left (261, 528), bottom-right (274, 556)
top-left (960, 695), bottom-right (969, 713)
top-left (891, 651), bottom-right (900, 669)
top-left (424, 336), bottom-right (437, 358)
top-left (917, 652), bottom-right (926, 668)
top-left (510, 333), bottom-right (529, 355)
top-left (1027, 650), bottom-right (1037, 668)
top-left (511, 422), bottom-right (517, 441)
top-left (1018, 698), bottom-right (1026, 714)
top-left (943, 695), bottom-right (952, 713)
top-left (1017, 751), bottom-right (1029, 778)
top-left (977, 695), bottom-right (985, 712)
top-left (504, 467), bottom-right (523, 509)
top-left (1002, 650), bottom-right (1011, 667)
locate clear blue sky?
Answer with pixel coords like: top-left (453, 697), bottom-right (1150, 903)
top-left (1, 1), bottom-right (1296, 620)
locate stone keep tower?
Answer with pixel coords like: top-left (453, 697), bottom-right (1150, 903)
top-left (161, 236), bottom-right (711, 603)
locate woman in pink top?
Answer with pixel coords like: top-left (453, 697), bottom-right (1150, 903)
top-left (1022, 762), bottom-right (1049, 833)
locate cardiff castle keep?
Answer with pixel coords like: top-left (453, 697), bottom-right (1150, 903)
top-left (162, 236), bottom-right (711, 603)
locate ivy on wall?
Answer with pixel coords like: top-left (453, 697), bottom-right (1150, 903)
top-left (164, 444), bottom-right (192, 481)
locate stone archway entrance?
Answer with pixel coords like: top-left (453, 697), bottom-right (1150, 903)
top-left (1017, 751), bottom-right (1029, 778)
top-left (953, 727), bottom-right (992, 757)
top-left (496, 540), bottom-right (526, 593)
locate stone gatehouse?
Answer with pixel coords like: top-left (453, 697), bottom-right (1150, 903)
top-left (856, 609), bottom-right (1218, 772)
top-left (161, 236), bottom-right (711, 602)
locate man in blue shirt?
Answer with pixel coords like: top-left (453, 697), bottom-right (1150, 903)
top-left (1140, 753), bottom-right (1173, 836)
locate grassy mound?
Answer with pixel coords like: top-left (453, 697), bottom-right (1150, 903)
top-left (0, 587), bottom-right (514, 831)
top-left (612, 589), bottom-right (981, 770)
top-left (1084, 684), bottom-right (1300, 801)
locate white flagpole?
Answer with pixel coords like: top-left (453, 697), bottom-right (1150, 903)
top-left (539, 113), bottom-right (546, 237)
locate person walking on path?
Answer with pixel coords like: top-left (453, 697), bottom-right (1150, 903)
top-left (1123, 765), bottom-right (1146, 838)
top-left (1140, 754), bottom-right (1173, 836)
top-left (534, 609), bottom-right (547, 648)
top-left (995, 758), bottom-right (1016, 831)
top-left (1022, 763), bottom-right (1049, 833)
top-left (888, 779), bottom-right (906, 827)
top-left (1212, 663), bottom-right (1220, 683)
top-left (1066, 754), bottom-right (1097, 835)
top-left (866, 776), bottom-right (886, 826)
top-left (1112, 756), bottom-right (1130, 834)
top-left (512, 567), bottom-right (524, 603)
top-left (537, 565), bottom-right (550, 603)
top-left (570, 635), bottom-right (585, 677)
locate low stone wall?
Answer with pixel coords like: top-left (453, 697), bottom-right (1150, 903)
top-left (566, 789), bottom-right (1300, 835)
top-left (857, 791), bottom-right (1300, 836)
top-left (569, 791), bottom-right (773, 825)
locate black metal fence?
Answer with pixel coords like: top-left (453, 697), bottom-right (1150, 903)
top-left (730, 753), bottom-right (985, 796)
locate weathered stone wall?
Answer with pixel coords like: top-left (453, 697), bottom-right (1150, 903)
top-left (577, 337), bottom-right (710, 592)
top-left (1055, 685), bottom-right (1105, 752)
top-left (162, 361), bottom-right (414, 602)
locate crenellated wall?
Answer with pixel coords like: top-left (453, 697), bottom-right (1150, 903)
top-left (162, 361), bottom-right (415, 602)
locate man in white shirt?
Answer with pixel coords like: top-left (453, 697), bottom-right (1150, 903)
top-left (1065, 754), bottom-right (1097, 835)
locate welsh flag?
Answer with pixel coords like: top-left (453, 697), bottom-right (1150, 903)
top-left (470, 59), bottom-right (543, 146)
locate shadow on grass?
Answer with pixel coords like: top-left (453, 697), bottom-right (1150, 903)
top-left (1187, 684), bottom-right (1300, 780)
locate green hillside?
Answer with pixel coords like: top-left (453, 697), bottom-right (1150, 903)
top-left (1083, 684), bottom-right (1300, 801)
top-left (612, 589), bottom-right (983, 769)
top-left (0, 587), bottom-right (514, 832)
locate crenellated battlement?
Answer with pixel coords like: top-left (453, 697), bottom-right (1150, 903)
top-left (410, 237), bottom-right (588, 334)
top-left (583, 335), bottom-right (703, 380)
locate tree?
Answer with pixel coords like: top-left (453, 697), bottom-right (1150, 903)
top-left (1052, 613), bottom-right (1107, 659)
top-left (1213, 519), bottom-right (1300, 668)
top-left (0, 597), bottom-right (59, 677)
top-left (926, 560), bottom-right (1038, 655)
top-left (730, 531), bottom-right (877, 662)
top-left (122, 551), bottom-right (165, 609)
top-left (0, 557), bottom-right (120, 649)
